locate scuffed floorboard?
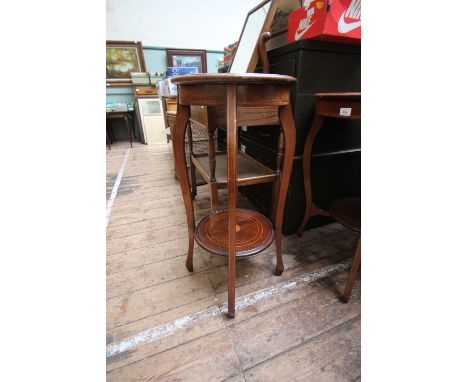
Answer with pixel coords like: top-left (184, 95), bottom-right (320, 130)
top-left (106, 142), bottom-right (360, 381)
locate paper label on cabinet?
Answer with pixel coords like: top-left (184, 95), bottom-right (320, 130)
top-left (340, 107), bottom-right (352, 116)
top-left (241, 144), bottom-right (246, 153)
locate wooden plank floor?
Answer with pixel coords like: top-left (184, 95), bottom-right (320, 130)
top-left (106, 141), bottom-right (361, 382)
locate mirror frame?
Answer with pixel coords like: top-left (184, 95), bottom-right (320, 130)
top-left (228, 0), bottom-right (280, 73)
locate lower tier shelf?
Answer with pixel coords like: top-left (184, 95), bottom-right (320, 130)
top-left (192, 152), bottom-right (277, 187)
top-left (195, 208), bottom-right (274, 257)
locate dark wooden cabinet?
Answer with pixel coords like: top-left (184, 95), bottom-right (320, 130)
top-left (220, 40), bottom-right (361, 235)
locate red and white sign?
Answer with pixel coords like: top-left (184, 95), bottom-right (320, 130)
top-left (288, 0), bottom-right (361, 45)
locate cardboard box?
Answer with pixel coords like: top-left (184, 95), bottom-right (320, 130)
top-left (166, 67), bottom-right (199, 77)
top-left (149, 72), bottom-right (164, 85)
top-left (157, 78), bottom-right (178, 97)
top-left (288, 0), bottom-right (361, 45)
top-left (130, 72), bottom-right (150, 86)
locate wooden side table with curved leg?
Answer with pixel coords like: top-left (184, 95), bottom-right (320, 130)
top-left (171, 73), bottom-right (296, 318)
top-left (329, 197), bottom-right (361, 302)
top-left (297, 92), bottom-right (361, 303)
top-left (297, 92), bottom-right (361, 236)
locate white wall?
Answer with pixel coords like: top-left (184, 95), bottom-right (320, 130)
top-left (107, 0), bottom-right (261, 51)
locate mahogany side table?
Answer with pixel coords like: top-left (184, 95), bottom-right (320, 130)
top-left (297, 92), bottom-right (361, 236)
top-left (171, 73), bottom-right (296, 318)
top-left (329, 197), bottom-right (361, 302)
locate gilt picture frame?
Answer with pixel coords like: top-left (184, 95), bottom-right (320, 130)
top-left (106, 41), bottom-right (146, 86)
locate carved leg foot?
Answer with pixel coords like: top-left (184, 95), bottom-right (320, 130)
top-left (186, 236), bottom-right (194, 272)
top-left (274, 233), bottom-right (284, 276)
top-left (297, 220), bottom-right (307, 237)
top-left (342, 236), bottom-right (361, 302)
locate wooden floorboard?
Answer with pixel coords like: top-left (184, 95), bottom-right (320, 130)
top-left (107, 237), bottom-right (196, 274)
top-left (106, 142), bottom-right (361, 381)
top-left (244, 315), bottom-right (361, 382)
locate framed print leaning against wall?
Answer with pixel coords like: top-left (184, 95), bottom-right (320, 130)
top-left (106, 41), bottom-right (146, 86)
top-left (166, 49), bottom-right (207, 73)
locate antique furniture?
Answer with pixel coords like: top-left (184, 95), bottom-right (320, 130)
top-left (235, 39), bottom-right (360, 234)
top-left (106, 110), bottom-right (134, 148)
top-left (106, 41), bottom-right (146, 87)
top-left (329, 197), bottom-right (361, 302)
top-left (183, 0), bottom-right (280, 211)
top-left (165, 0), bottom-right (281, 190)
top-left (297, 92), bottom-right (361, 236)
top-left (171, 73), bottom-right (296, 318)
top-left (133, 85), bottom-right (157, 97)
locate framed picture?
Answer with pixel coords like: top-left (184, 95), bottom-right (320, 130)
top-left (106, 41), bottom-right (146, 86)
top-left (166, 49), bottom-right (207, 73)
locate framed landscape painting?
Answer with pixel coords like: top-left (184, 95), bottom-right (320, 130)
top-left (106, 41), bottom-right (146, 86)
top-left (166, 49), bottom-right (207, 73)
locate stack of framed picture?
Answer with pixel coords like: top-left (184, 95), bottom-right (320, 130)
top-left (106, 41), bottom-right (146, 87)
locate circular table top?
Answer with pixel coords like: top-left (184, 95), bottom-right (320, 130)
top-left (170, 73), bottom-right (297, 85)
top-left (329, 197), bottom-right (361, 233)
top-left (195, 208), bottom-right (274, 257)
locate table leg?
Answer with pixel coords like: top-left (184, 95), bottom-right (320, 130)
top-left (297, 115), bottom-right (325, 237)
top-left (271, 127), bottom-right (284, 220)
top-left (124, 115), bottom-right (133, 148)
top-left (207, 106), bottom-right (218, 211)
top-left (210, 183), bottom-right (219, 211)
top-left (106, 119), bottom-right (112, 149)
top-left (274, 104), bottom-right (296, 276)
top-left (106, 119), bottom-right (114, 143)
top-left (172, 105), bottom-right (195, 273)
top-left (187, 123), bottom-right (197, 199)
top-left (226, 84), bottom-right (238, 318)
top-left (342, 235), bottom-right (361, 302)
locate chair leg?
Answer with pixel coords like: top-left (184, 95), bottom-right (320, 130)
top-left (342, 236), bottom-right (361, 303)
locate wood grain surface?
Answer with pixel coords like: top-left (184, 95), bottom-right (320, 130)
top-left (106, 142), bottom-right (360, 381)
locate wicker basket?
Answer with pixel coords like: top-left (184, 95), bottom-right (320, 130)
top-left (185, 119), bottom-right (216, 162)
top-left (169, 117), bottom-right (216, 185)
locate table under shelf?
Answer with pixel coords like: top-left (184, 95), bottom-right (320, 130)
top-left (191, 151), bottom-right (277, 188)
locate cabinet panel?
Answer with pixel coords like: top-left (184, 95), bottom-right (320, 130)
top-left (247, 40), bottom-right (361, 234)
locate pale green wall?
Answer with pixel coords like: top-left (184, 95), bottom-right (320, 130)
top-left (106, 46), bottom-right (223, 140)
top-left (207, 52), bottom-right (224, 73)
top-left (106, 46), bottom-right (223, 104)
